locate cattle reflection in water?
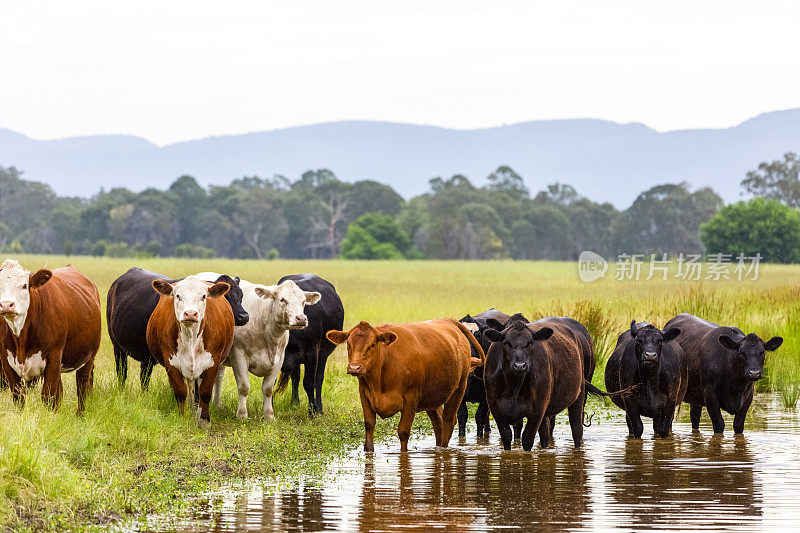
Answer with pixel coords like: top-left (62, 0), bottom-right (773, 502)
top-left (605, 434), bottom-right (761, 529)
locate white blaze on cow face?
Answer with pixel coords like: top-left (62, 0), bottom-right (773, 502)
top-left (0, 259), bottom-right (51, 337)
top-left (253, 280), bottom-right (321, 329)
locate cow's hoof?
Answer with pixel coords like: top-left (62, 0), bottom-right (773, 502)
top-left (263, 414), bottom-right (275, 421)
top-left (198, 418), bottom-right (209, 428)
top-left (236, 411), bottom-right (249, 420)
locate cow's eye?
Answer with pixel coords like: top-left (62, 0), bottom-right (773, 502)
top-left (280, 298), bottom-right (287, 304)
top-left (202, 295), bottom-right (206, 300)
top-left (176, 295), bottom-right (182, 301)
top-left (21, 284), bottom-right (27, 289)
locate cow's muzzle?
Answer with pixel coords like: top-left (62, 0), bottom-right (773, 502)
top-left (641, 352), bottom-right (658, 365)
top-left (234, 311), bottom-right (249, 326)
top-left (0, 300), bottom-right (17, 316)
top-left (289, 314), bottom-right (308, 329)
top-left (347, 364), bottom-right (365, 376)
top-left (512, 362), bottom-right (528, 375)
top-left (746, 369), bottom-right (762, 381)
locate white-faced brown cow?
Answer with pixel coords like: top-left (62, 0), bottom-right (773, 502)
top-left (146, 276), bottom-right (234, 426)
top-left (0, 259), bottom-right (101, 414)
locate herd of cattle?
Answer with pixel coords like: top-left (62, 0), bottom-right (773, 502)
top-left (0, 259), bottom-right (785, 453)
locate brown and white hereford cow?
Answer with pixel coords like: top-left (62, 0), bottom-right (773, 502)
top-left (0, 259), bottom-right (101, 414)
top-left (326, 319), bottom-right (485, 452)
top-left (146, 276), bottom-right (234, 426)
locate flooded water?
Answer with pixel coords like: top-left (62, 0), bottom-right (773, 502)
top-left (146, 395), bottom-right (800, 531)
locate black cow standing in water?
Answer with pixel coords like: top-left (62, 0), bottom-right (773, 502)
top-left (664, 313), bottom-right (783, 434)
top-left (605, 321), bottom-right (686, 438)
top-left (107, 267), bottom-right (249, 389)
top-left (276, 273), bottom-right (344, 416)
top-left (458, 309), bottom-right (511, 439)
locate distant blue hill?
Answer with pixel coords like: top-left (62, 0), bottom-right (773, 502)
top-left (1, 109), bottom-right (799, 207)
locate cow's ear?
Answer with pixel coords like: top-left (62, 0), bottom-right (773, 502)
top-left (326, 330), bottom-right (350, 344)
top-left (152, 279), bottom-right (173, 296)
top-left (304, 291), bottom-right (322, 305)
top-left (377, 332), bottom-right (397, 346)
top-left (718, 335), bottom-right (740, 351)
top-left (254, 286), bottom-right (277, 300)
top-left (484, 329), bottom-right (505, 343)
top-left (29, 269), bottom-right (52, 289)
top-left (485, 318), bottom-right (504, 331)
top-left (765, 336), bottom-right (783, 351)
top-left (630, 320), bottom-right (638, 338)
top-left (531, 327), bottom-right (554, 341)
top-left (208, 282), bottom-right (229, 298)
top-left (662, 328), bottom-right (680, 343)
top-left (234, 276), bottom-right (241, 284)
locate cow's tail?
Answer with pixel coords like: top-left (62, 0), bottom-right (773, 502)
top-left (585, 381), bottom-right (639, 399)
top-left (276, 371), bottom-right (291, 394)
top-left (453, 319), bottom-right (486, 370)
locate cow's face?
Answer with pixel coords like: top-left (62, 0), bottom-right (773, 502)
top-left (0, 260), bottom-right (52, 336)
top-left (153, 276), bottom-right (229, 326)
top-left (326, 321), bottom-right (397, 377)
top-left (214, 274), bottom-right (249, 326)
top-left (484, 319), bottom-right (553, 376)
top-left (254, 280), bottom-right (321, 329)
top-left (630, 321), bottom-right (680, 371)
top-left (719, 333), bottom-right (782, 381)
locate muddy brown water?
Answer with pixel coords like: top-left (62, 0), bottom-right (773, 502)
top-left (143, 395), bottom-right (800, 531)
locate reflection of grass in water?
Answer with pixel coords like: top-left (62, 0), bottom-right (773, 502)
top-left (2, 255), bottom-right (799, 528)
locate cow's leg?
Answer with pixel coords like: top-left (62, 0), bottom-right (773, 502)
top-left (41, 354), bottom-right (64, 410)
top-left (290, 365), bottom-right (301, 406)
top-left (359, 387), bottom-right (376, 452)
top-left (524, 409), bottom-right (547, 451)
top-left (397, 405), bottom-right (417, 453)
top-left (302, 368), bottom-right (315, 417)
top-left (75, 358), bottom-right (95, 415)
top-left (113, 343), bottom-right (127, 387)
top-left (690, 403), bottom-right (702, 430)
top-left (426, 408), bottom-right (444, 446)
top-left (261, 368), bottom-right (281, 421)
top-left (440, 385), bottom-right (466, 447)
top-left (733, 389), bottom-right (754, 434)
top-left (457, 401), bottom-right (468, 438)
top-left (166, 367), bottom-right (188, 415)
top-left (312, 357), bottom-right (326, 415)
top-left (197, 367), bottom-right (219, 427)
top-left (212, 365), bottom-right (225, 408)
top-left (537, 417), bottom-right (550, 447)
top-left (2, 357), bottom-right (24, 406)
top-left (513, 420), bottom-right (523, 440)
top-left (627, 408), bottom-right (644, 439)
top-left (703, 388), bottom-right (725, 434)
top-left (568, 391), bottom-right (586, 447)
top-left (476, 401), bottom-right (490, 438)
top-left (229, 351), bottom-right (250, 419)
top-left (655, 403), bottom-right (676, 438)
top-left (497, 419), bottom-right (513, 450)
top-left (140, 356), bottom-right (155, 391)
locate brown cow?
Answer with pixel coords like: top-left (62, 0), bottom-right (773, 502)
top-left (326, 319), bottom-right (485, 452)
top-left (0, 259), bottom-right (101, 414)
top-left (146, 276), bottom-right (234, 426)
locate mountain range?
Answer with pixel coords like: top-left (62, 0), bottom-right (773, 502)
top-left (1, 109), bottom-right (799, 207)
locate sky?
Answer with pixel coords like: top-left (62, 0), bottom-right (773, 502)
top-left (2, 0), bottom-right (799, 146)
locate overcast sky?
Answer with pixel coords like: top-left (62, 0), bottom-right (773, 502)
top-left (2, 1), bottom-right (799, 145)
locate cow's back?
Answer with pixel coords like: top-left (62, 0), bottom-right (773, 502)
top-left (40, 266), bottom-right (101, 368)
top-left (379, 319), bottom-right (472, 412)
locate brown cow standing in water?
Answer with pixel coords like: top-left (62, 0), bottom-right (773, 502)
top-left (326, 319), bottom-right (485, 452)
top-left (146, 276), bottom-right (235, 426)
top-left (0, 259), bottom-right (101, 414)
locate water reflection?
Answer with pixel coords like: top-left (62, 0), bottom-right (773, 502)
top-left (150, 395), bottom-right (800, 532)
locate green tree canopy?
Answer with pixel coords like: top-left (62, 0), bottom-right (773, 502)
top-left (701, 198), bottom-right (800, 263)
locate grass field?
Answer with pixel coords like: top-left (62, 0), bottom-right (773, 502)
top-left (1, 255), bottom-right (798, 529)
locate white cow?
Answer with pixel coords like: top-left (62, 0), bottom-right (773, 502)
top-left (196, 272), bottom-right (321, 419)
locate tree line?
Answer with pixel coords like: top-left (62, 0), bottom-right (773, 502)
top-left (1, 152), bottom-right (799, 262)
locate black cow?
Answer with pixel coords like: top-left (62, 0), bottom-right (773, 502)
top-left (664, 312), bottom-right (783, 434)
top-left (483, 314), bottom-right (595, 450)
top-left (458, 309), bottom-right (510, 439)
top-left (605, 321), bottom-right (686, 438)
top-left (276, 273), bottom-right (344, 416)
top-left (107, 267), bottom-right (249, 389)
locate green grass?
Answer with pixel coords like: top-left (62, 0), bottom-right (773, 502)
top-left (1, 255), bottom-right (798, 529)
